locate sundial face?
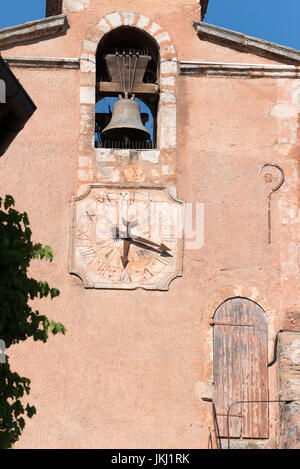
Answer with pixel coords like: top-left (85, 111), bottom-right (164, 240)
top-left (70, 186), bottom-right (184, 290)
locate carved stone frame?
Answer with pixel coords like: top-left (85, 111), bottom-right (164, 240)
top-left (70, 185), bottom-right (184, 290)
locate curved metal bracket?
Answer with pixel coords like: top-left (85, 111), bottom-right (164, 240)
top-left (260, 163), bottom-right (285, 244)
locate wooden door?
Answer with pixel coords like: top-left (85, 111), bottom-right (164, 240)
top-left (213, 298), bottom-right (268, 439)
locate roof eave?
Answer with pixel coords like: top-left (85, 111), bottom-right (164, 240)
top-left (194, 21), bottom-right (300, 64)
top-left (0, 14), bottom-right (68, 49)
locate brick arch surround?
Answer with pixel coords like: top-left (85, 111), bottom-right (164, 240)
top-left (78, 12), bottom-right (178, 190)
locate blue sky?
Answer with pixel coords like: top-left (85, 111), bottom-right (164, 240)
top-left (0, 0), bottom-right (299, 51)
top-left (0, 1), bottom-right (46, 30)
top-left (204, 0), bottom-right (300, 50)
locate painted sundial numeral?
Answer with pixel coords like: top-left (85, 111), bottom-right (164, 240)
top-left (106, 194), bottom-right (113, 206)
top-left (95, 194), bottom-right (114, 205)
top-left (104, 248), bottom-right (114, 258)
top-left (86, 211), bottom-right (96, 222)
top-left (98, 262), bottom-right (110, 274)
top-left (119, 271), bottom-right (132, 283)
top-left (79, 247), bottom-right (97, 264)
top-left (144, 268), bottom-right (153, 279)
top-left (105, 246), bottom-right (119, 262)
top-left (129, 192), bottom-right (136, 204)
top-left (77, 229), bottom-right (89, 240)
top-left (121, 192), bottom-right (129, 201)
top-left (154, 255), bottom-right (169, 266)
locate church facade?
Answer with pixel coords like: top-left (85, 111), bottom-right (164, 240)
top-left (0, 0), bottom-right (299, 448)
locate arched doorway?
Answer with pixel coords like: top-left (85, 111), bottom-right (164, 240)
top-left (213, 297), bottom-right (268, 439)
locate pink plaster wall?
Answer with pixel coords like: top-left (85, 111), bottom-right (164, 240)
top-left (0, 0), bottom-right (299, 449)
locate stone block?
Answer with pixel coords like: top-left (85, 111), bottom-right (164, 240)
top-left (83, 40), bottom-right (97, 52)
top-left (159, 104), bottom-right (177, 128)
top-left (122, 12), bottom-right (136, 26)
top-left (80, 86), bottom-right (95, 104)
top-left (155, 32), bottom-right (171, 45)
top-left (147, 22), bottom-right (162, 36)
top-left (161, 44), bottom-right (176, 57)
top-left (97, 18), bottom-right (111, 33)
top-left (151, 168), bottom-right (161, 184)
top-left (124, 165), bottom-right (146, 183)
top-left (85, 26), bottom-right (101, 43)
top-left (116, 150), bottom-right (130, 161)
top-left (160, 148), bottom-right (176, 163)
top-left (80, 53), bottom-right (96, 73)
top-left (78, 168), bottom-right (93, 181)
top-left (97, 165), bottom-right (120, 183)
top-left (140, 150), bottom-right (160, 163)
top-left (106, 12), bottom-right (122, 28)
top-left (161, 60), bottom-right (178, 76)
top-left (160, 126), bottom-right (176, 149)
top-left (79, 134), bottom-right (94, 151)
top-left (78, 156), bottom-right (90, 168)
top-left (80, 104), bottom-right (95, 120)
top-left (136, 15), bottom-right (150, 29)
top-left (161, 164), bottom-right (176, 176)
top-left (80, 72), bottom-right (96, 87)
top-left (161, 76), bottom-right (176, 88)
top-left (96, 149), bottom-right (116, 163)
top-left (64, 0), bottom-right (90, 12)
top-left (80, 106), bottom-right (95, 135)
top-left (129, 150), bottom-right (139, 161)
top-left (160, 90), bottom-right (176, 104)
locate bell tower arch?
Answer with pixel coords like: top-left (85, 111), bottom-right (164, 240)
top-left (78, 12), bottom-right (178, 189)
top-left (95, 26), bottom-right (160, 150)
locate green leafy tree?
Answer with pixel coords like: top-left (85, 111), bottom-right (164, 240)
top-left (0, 195), bottom-right (66, 448)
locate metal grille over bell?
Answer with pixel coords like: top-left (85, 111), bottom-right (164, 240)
top-left (100, 51), bottom-right (152, 145)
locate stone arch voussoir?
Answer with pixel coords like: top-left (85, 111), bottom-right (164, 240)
top-left (81, 12), bottom-right (177, 78)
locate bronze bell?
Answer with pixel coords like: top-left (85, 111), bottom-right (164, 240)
top-left (101, 94), bottom-right (150, 142)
